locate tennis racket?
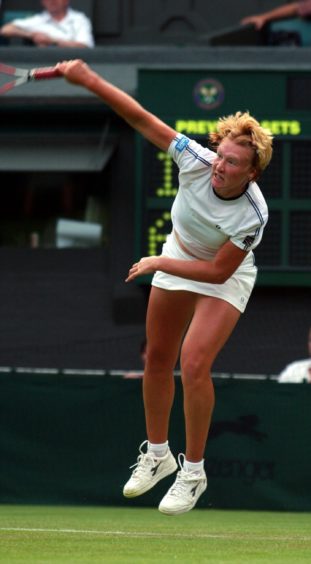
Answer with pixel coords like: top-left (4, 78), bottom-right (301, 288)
top-left (0, 62), bottom-right (62, 94)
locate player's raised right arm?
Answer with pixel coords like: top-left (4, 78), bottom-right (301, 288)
top-left (56, 60), bottom-right (176, 151)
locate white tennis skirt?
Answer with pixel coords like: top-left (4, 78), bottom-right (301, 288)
top-left (151, 233), bottom-right (257, 313)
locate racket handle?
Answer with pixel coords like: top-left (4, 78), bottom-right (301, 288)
top-left (29, 67), bottom-right (62, 81)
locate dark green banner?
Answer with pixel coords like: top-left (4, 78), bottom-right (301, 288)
top-left (139, 69), bottom-right (311, 130)
top-left (0, 374), bottom-right (310, 510)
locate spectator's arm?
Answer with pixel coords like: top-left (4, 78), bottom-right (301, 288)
top-left (53, 39), bottom-right (91, 48)
top-left (241, 2), bottom-right (299, 30)
top-left (0, 25), bottom-right (90, 47)
top-left (0, 22), bottom-right (33, 39)
top-left (31, 32), bottom-right (91, 47)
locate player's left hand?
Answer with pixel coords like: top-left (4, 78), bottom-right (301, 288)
top-left (126, 256), bottom-right (160, 282)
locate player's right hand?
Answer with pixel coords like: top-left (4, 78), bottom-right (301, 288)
top-left (56, 59), bottom-right (93, 86)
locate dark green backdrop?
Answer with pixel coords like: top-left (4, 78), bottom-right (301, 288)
top-left (0, 373), bottom-right (310, 511)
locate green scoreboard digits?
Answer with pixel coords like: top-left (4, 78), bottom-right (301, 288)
top-left (135, 69), bottom-right (311, 286)
top-left (142, 145), bottom-right (178, 257)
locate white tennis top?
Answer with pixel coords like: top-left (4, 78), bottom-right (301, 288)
top-left (168, 135), bottom-right (268, 267)
top-left (12, 8), bottom-right (94, 47)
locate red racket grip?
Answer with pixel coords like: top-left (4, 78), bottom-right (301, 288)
top-left (29, 67), bottom-right (62, 81)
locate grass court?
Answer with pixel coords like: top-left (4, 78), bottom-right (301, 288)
top-left (0, 505), bottom-right (310, 563)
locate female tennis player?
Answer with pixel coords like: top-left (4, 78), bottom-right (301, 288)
top-left (58, 60), bottom-right (273, 515)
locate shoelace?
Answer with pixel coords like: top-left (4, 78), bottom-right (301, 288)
top-left (129, 440), bottom-right (156, 476)
top-left (169, 471), bottom-right (192, 497)
top-left (169, 468), bottom-right (204, 495)
top-left (130, 452), bottom-right (156, 476)
top-left (168, 454), bottom-right (205, 497)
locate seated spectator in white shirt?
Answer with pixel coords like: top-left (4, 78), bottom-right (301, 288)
top-left (0, 0), bottom-right (94, 48)
top-left (278, 327), bottom-right (311, 383)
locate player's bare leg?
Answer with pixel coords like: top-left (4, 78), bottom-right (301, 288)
top-left (143, 287), bottom-right (196, 443)
top-left (123, 287), bottom-right (195, 499)
top-left (159, 296), bottom-right (240, 515)
top-left (181, 295), bottom-right (240, 462)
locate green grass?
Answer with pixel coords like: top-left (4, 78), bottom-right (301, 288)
top-left (0, 505), bottom-right (310, 563)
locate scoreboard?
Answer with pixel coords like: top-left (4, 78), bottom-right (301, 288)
top-left (135, 69), bottom-right (311, 286)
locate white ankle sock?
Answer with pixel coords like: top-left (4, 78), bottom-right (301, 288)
top-left (147, 441), bottom-right (169, 458)
top-left (183, 459), bottom-right (204, 473)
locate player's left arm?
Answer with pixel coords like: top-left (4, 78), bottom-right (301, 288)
top-left (126, 240), bottom-right (248, 284)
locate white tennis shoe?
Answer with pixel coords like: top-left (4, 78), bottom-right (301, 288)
top-left (123, 440), bottom-right (178, 498)
top-left (158, 454), bottom-right (207, 515)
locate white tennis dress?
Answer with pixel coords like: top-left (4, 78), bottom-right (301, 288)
top-left (152, 134), bottom-right (269, 313)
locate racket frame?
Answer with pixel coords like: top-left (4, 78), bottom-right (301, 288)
top-left (0, 62), bottom-right (61, 94)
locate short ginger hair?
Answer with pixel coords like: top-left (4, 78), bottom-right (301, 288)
top-left (209, 111), bottom-right (273, 178)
